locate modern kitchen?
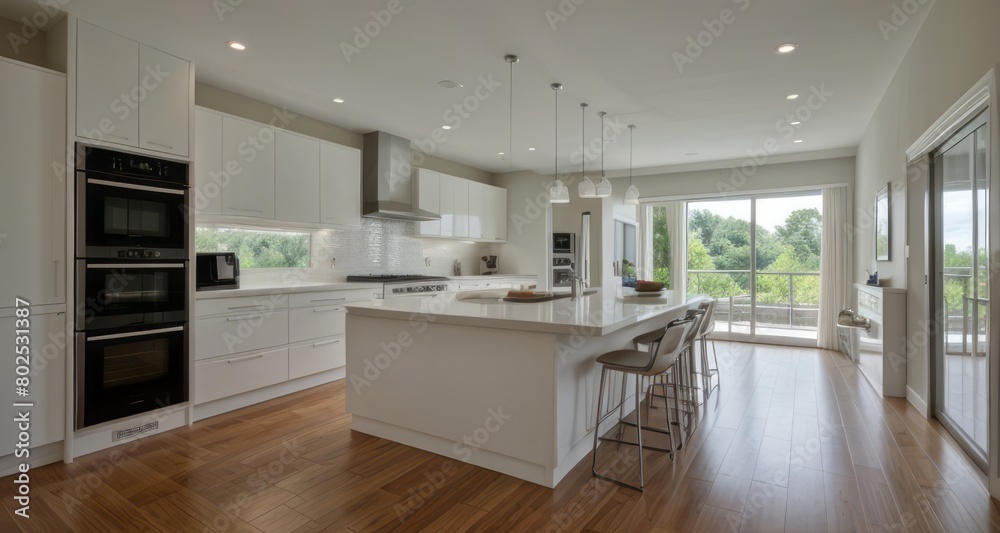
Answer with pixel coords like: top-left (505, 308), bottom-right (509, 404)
top-left (3, 0), bottom-right (1000, 531)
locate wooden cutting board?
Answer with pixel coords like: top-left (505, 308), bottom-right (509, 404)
top-left (502, 292), bottom-right (574, 303)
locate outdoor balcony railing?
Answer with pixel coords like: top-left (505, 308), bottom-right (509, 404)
top-left (687, 269), bottom-right (821, 337)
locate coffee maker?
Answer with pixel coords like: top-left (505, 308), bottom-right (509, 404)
top-left (480, 255), bottom-right (498, 275)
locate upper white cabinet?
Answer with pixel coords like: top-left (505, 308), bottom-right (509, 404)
top-left (221, 115), bottom-right (275, 219)
top-left (194, 108), bottom-right (223, 215)
top-left (468, 181), bottom-right (485, 240)
top-left (320, 142), bottom-right (362, 227)
top-left (0, 58), bottom-right (66, 307)
top-left (453, 178), bottom-right (470, 238)
top-left (486, 184), bottom-right (508, 242)
top-left (439, 173), bottom-right (456, 237)
top-left (137, 45), bottom-right (190, 156)
top-left (415, 169), bottom-right (441, 236)
top-left (76, 21), bottom-right (138, 147)
top-left (76, 21), bottom-right (190, 157)
top-left (276, 130), bottom-right (320, 223)
top-left (194, 107), bottom-right (361, 227)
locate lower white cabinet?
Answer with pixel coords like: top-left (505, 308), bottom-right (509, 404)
top-left (195, 348), bottom-right (289, 404)
top-left (289, 337), bottom-right (345, 380)
top-left (194, 287), bottom-right (372, 408)
top-left (0, 310), bottom-right (65, 456)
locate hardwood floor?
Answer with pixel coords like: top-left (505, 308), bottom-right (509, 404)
top-left (3, 342), bottom-right (1000, 532)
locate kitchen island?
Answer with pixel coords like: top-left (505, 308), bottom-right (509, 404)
top-left (344, 289), bottom-right (698, 488)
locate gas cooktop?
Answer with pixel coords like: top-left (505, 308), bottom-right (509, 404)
top-left (346, 274), bottom-right (449, 283)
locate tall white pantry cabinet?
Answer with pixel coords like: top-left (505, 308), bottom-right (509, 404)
top-left (0, 57), bottom-right (68, 460)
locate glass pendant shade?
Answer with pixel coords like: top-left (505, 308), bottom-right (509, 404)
top-left (595, 176), bottom-right (613, 197)
top-left (578, 176), bottom-right (597, 198)
top-left (550, 180), bottom-right (570, 203)
top-left (624, 184), bottom-right (640, 205)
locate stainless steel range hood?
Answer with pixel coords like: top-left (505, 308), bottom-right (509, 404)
top-left (362, 131), bottom-right (441, 221)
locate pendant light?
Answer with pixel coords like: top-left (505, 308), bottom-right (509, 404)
top-left (578, 103), bottom-right (597, 198)
top-left (624, 125), bottom-right (640, 205)
top-left (504, 54), bottom-right (518, 168)
top-left (595, 111), bottom-right (613, 197)
top-left (549, 83), bottom-right (570, 203)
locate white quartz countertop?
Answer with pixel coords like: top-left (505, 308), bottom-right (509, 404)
top-left (345, 289), bottom-right (696, 336)
top-left (195, 281), bottom-right (382, 299)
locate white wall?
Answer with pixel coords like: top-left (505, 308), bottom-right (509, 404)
top-left (854, 0), bottom-right (1000, 407)
top-left (492, 171), bottom-right (552, 289)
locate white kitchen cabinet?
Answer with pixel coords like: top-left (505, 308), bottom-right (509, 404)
top-left (468, 181), bottom-right (485, 240)
top-left (453, 178), bottom-right (470, 238)
top-left (276, 131), bottom-right (320, 223)
top-left (195, 348), bottom-right (289, 405)
top-left (0, 311), bottom-right (65, 455)
top-left (439, 174), bottom-right (456, 237)
top-left (289, 338), bottom-right (345, 380)
top-left (76, 21), bottom-right (191, 156)
top-left (487, 185), bottom-right (508, 242)
top-left (221, 116), bottom-right (276, 218)
top-left (319, 142), bottom-right (362, 227)
top-left (0, 58), bottom-right (65, 307)
top-left (137, 45), bottom-right (190, 157)
top-left (76, 21), bottom-right (139, 146)
top-left (195, 309), bottom-right (288, 360)
top-left (415, 169), bottom-right (441, 236)
top-left (193, 108), bottom-right (223, 215)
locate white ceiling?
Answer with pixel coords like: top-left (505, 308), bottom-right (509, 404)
top-left (2, 0), bottom-right (930, 175)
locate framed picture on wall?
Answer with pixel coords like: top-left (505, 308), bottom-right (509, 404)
top-left (875, 185), bottom-right (890, 261)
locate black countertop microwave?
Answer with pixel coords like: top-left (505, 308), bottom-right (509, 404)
top-left (196, 252), bottom-right (240, 291)
top-left (553, 233), bottom-right (575, 255)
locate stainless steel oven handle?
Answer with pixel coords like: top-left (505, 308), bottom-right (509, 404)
top-left (87, 325), bottom-right (184, 342)
top-left (87, 263), bottom-right (185, 269)
top-left (87, 177), bottom-right (185, 196)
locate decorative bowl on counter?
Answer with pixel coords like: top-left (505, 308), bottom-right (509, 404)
top-left (634, 280), bottom-right (665, 292)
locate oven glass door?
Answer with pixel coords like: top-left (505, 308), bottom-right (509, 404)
top-left (553, 233), bottom-right (574, 254)
top-left (78, 172), bottom-right (187, 259)
top-left (552, 268), bottom-right (574, 287)
top-left (78, 261), bottom-right (187, 331)
top-left (76, 325), bottom-right (188, 428)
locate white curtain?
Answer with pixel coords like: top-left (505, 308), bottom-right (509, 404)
top-left (817, 187), bottom-right (851, 350)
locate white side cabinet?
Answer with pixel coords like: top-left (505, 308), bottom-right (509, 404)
top-left (453, 178), bottom-right (470, 238)
top-left (221, 116), bottom-right (276, 219)
top-left (319, 142), bottom-right (362, 227)
top-left (0, 58), bottom-right (66, 306)
top-left (76, 21), bottom-right (190, 157)
top-left (276, 130), bottom-right (321, 223)
top-left (486, 184), bottom-right (508, 242)
top-left (468, 181), bottom-right (485, 240)
top-left (0, 311), bottom-right (66, 455)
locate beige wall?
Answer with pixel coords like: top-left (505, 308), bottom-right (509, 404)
top-left (195, 82), bottom-right (493, 184)
top-left (855, 0), bottom-right (1000, 404)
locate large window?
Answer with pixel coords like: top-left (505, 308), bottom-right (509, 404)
top-left (195, 227), bottom-right (311, 269)
top-left (649, 191), bottom-right (822, 344)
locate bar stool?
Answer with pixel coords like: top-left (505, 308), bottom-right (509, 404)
top-left (591, 319), bottom-right (693, 491)
top-left (694, 299), bottom-right (720, 401)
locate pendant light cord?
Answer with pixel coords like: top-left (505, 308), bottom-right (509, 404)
top-left (580, 104), bottom-right (585, 178)
top-left (509, 59), bottom-right (513, 168)
top-left (600, 113), bottom-right (605, 178)
top-left (629, 125), bottom-right (634, 186)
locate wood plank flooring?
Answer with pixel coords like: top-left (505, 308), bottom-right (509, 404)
top-left (3, 342), bottom-right (1000, 532)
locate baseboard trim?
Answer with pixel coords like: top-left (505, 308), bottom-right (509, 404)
top-left (906, 386), bottom-right (929, 418)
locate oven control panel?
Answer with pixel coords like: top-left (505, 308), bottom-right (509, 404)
top-left (118, 249), bottom-right (163, 259)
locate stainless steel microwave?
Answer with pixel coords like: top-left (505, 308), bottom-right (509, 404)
top-left (553, 233), bottom-right (575, 254)
top-left (195, 252), bottom-right (240, 291)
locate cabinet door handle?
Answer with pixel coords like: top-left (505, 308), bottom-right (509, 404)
top-left (227, 304), bottom-right (261, 310)
top-left (310, 297), bottom-right (346, 303)
top-left (227, 354), bottom-right (264, 364)
top-left (227, 207), bottom-right (265, 214)
top-left (312, 307), bottom-right (341, 314)
top-left (312, 339), bottom-right (342, 348)
top-left (53, 260), bottom-right (60, 298)
top-left (104, 133), bottom-right (130, 142)
top-left (146, 141), bottom-right (174, 150)
top-left (226, 314), bottom-right (263, 322)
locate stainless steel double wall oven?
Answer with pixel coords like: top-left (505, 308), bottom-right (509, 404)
top-left (74, 144), bottom-right (190, 429)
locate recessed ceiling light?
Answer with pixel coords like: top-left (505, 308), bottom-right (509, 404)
top-left (793, 139), bottom-right (804, 143)
top-left (331, 98), bottom-right (345, 104)
top-left (441, 125), bottom-right (452, 130)
top-left (437, 80), bottom-right (463, 89)
top-left (498, 152), bottom-right (505, 155)
top-left (528, 147), bottom-right (536, 151)
top-left (786, 94), bottom-right (800, 100)
top-left (228, 41), bottom-right (246, 51)
top-left (776, 43), bottom-right (797, 54)
top-left (790, 121), bottom-right (801, 125)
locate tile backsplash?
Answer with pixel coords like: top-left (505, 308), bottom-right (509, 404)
top-left (238, 219), bottom-right (493, 286)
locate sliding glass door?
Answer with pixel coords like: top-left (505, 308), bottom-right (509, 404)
top-left (683, 191), bottom-right (822, 344)
top-left (934, 113), bottom-right (989, 468)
